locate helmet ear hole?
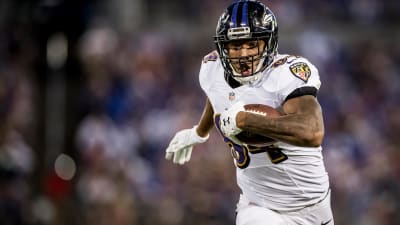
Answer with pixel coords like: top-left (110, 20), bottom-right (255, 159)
top-left (214, 0), bottom-right (278, 85)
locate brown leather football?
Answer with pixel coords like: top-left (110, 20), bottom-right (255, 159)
top-left (235, 104), bottom-right (282, 146)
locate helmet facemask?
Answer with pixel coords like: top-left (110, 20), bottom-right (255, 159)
top-left (221, 38), bottom-right (271, 84)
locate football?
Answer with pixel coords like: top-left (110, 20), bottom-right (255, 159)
top-left (235, 104), bottom-right (282, 146)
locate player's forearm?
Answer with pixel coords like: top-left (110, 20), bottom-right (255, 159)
top-left (237, 112), bottom-right (324, 147)
top-left (196, 98), bottom-right (215, 138)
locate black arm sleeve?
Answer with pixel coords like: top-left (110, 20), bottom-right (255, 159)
top-left (284, 86), bottom-right (318, 103)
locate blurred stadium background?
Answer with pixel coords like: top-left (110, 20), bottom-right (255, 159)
top-left (1, 0), bottom-right (400, 225)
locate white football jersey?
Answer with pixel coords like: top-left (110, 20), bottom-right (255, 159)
top-left (199, 51), bottom-right (330, 212)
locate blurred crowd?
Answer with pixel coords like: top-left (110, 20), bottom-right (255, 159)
top-left (1, 0), bottom-right (400, 225)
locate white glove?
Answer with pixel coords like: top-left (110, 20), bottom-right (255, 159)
top-left (220, 101), bottom-right (245, 137)
top-left (165, 125), bottom-right (209, 165)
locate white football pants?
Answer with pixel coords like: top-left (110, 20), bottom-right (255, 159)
top-left (236, 191), bottom-right (334, 225)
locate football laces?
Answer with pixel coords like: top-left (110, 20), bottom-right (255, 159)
top-left (245, 109), bottom-right (267, 116)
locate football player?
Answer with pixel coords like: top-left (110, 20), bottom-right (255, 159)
top-left (165, 1), bottom-right (334, 224)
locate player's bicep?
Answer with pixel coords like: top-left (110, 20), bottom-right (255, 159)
top-left (283, 95), bottom-right (324, 134)
top-left (283, 95), bottom-right (325, 145)
top-left (282, 95), bottom-right (322, 118)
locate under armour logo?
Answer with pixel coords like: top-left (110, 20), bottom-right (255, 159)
top-left (223, 117), bottom-right (231, 126)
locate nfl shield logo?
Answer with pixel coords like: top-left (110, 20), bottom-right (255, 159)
top-left (229, 92), bottom-right (235, 101)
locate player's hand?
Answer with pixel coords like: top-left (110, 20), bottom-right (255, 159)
top-left (220, 101), bottom-right (245, 137)
top-left (165, 126), bottom-right (209, 165)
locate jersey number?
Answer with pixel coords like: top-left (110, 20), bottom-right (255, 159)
top-left (214, 115), bottom-right (288, 169)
